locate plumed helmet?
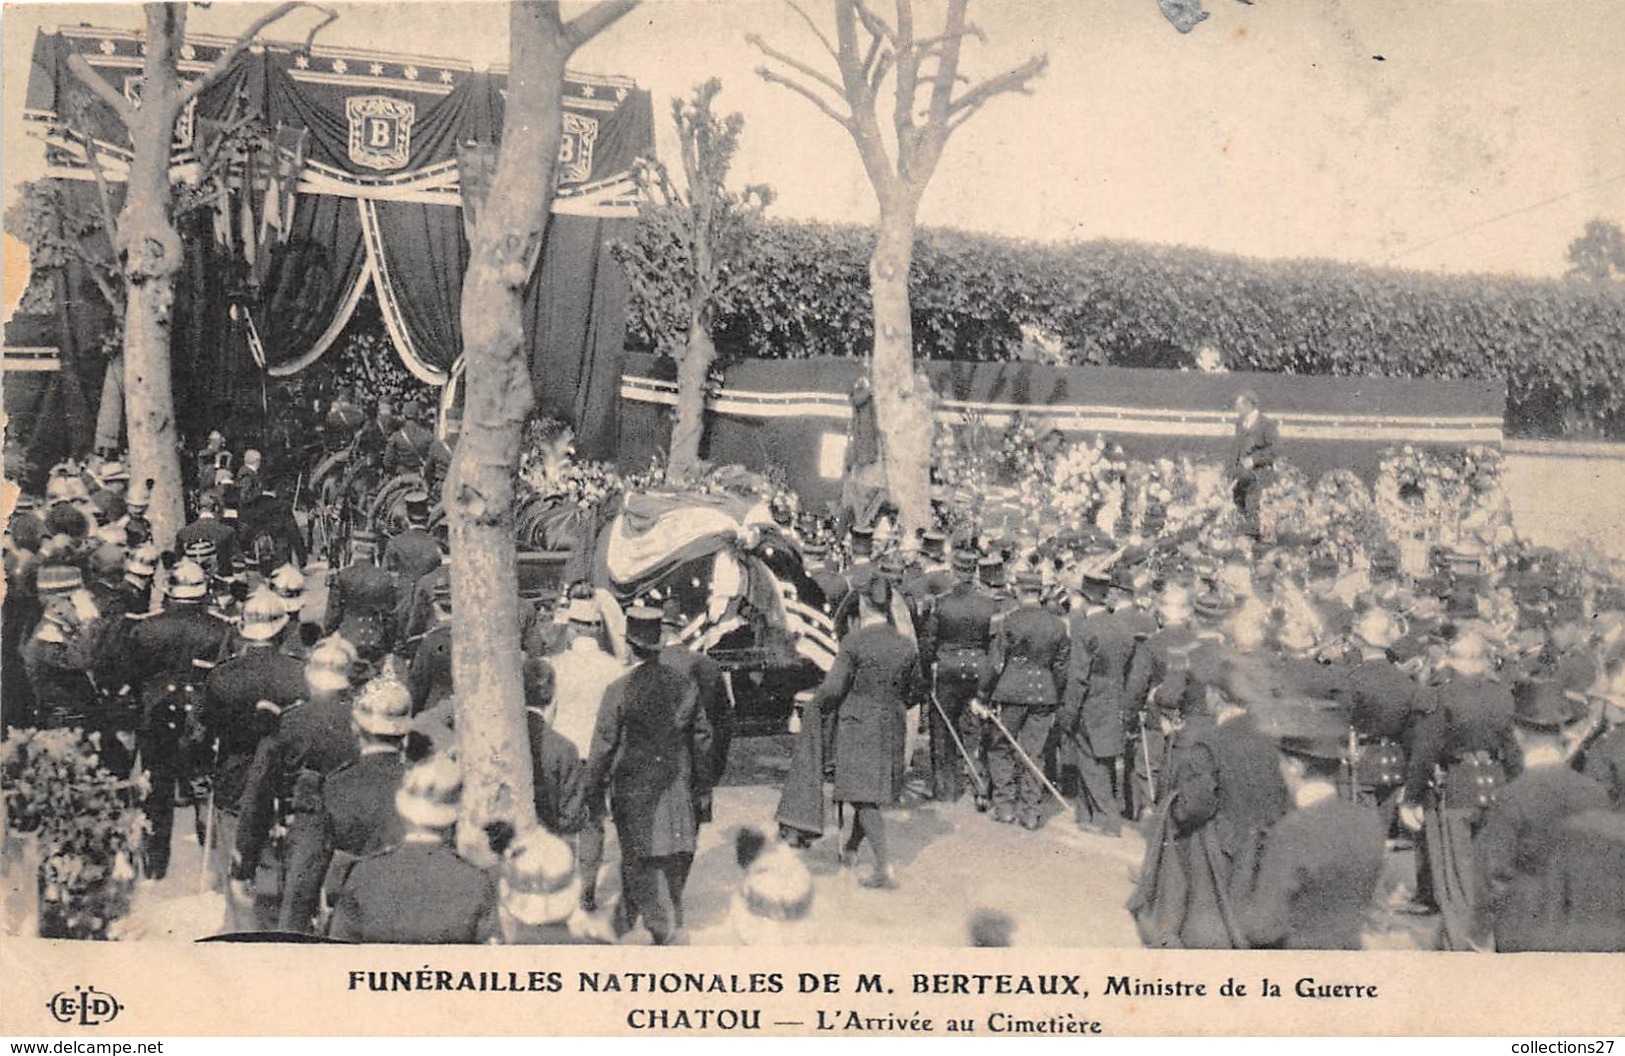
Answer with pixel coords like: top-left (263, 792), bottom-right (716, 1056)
top-left (352, 675), bottom-right (414, 737)
top-left (497, 825), bottom-right (580, 927)
top-left (395, 753), bottom-right (461, 830)
top-left (306, 636), bottom-right (360, 695)
top-left (238, 587), bottom-right (291, 642)
top-left (165, 559), bottom-right (209, 600)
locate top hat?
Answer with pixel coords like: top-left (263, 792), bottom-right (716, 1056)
top-left (404, 490), bottom-right (431, 525)
top-left (978, 557), bottom-right (1007, 588)
top-left (624, 604), bottom-right (664, 651)
top-left (920, 531), bottom-right (947, 559)
top-left (849, 526), bottom-right (875, 555)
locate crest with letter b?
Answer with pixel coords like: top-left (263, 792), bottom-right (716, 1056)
top-left (346, 95), bottom-right (415, 171)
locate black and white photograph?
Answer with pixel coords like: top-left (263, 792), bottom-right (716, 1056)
top-left (1, 0), bottom-right (1624, 1038)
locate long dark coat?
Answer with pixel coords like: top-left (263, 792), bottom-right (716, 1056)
top-left (814, 621), bottom-right (924, 805)
top-left (585, 659), bottom-right (713, 860)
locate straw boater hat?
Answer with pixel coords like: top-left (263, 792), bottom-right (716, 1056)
top-left (306, 636), bottom-right (359, 695)
top-left (396, 753), bottom-right (461, 830)
top-left (497, 825), bottom-right (581, 927)
top-left (238, 587), bottom-right (291, 642)
top-left (352, 675), bottom-right (414, 737)
top-left (566, 591), bottom-right (602, 627)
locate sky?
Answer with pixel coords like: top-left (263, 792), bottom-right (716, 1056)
top-left (4, 0), bottom-right (1624, 318)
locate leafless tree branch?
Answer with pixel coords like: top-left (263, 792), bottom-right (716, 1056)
top-left (178, 2), bottom-right (307, 108)
top-left (851, 0), bottom-right (897, 43)
top-left (946, 53), bottom-right (1049, 117)
top-left (752, 65), bottom-right (854, 132)
top-left (746, 33), bottom-right (845, 97)
top-left (564, 0), bottom-right (642, 51)
top-left (781, 0), bottom-right (840, 59)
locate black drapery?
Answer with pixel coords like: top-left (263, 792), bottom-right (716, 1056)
top-left (26, 25), bottom-right (651, 447)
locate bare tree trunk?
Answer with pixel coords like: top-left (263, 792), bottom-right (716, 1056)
top-left (869, 198), bottom-right (933, 534)
top-left (446, 3), bottom-right (571, 862)
top-left (668, 307), bottom-right (716, 478)
top-left (117, 5), bottom-right (190, 550)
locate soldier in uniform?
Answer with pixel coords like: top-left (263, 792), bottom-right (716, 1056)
top-left (232, 638), bottom-right (363, 917)
top-left (175, 491), bottom-right (238, 572)
top-left (1399, 632), bottom-right (1520, 950)
top-left (203, 588), bottom-right (308, 927)
top-left (126, 559), bottom-right (234, 879)
top-left (268, 563), bottom-right (314, 656)
top-left (974, 569), bottom-right (1070, 829)
top-left (1474, 678), bottom-right (1607, 951)
top-left (1122, 586), bottom-right (1199, 818)
top-left (1335, 607), bottom-right (1421, 828)
top-left (325, 387), bottom-right (365, 443)
top-left (383, 490), bottom-right (442, 587)
top-left (323, 530), bottom-right (397, 665)
top-left (1060, 572), bottom-right (1139, 835)
top-left (279, 676), bottom-right (414, 935)
top-left (488, 823), bottom-right (607, 945)
top-left (383, 400), bottom-right (436, 478)
top-left (1244, 704), bottom-right (1386, 950)
top-left (585, 607), bottom-right (715, 942)
top-left (22, 567), bottom-right (101, 730)
top-left (328, 752), bottom-right (498, 944)
top-left (238, 476), bottom-right (305, 573)
top-left (921, 549), bottom-right (1001, 806)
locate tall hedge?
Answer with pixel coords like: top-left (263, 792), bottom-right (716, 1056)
top-left (620, 219), bottom-right (1625, 439)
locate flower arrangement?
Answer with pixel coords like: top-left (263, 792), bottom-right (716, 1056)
top-left (2, 728), bottom-right (147, 940)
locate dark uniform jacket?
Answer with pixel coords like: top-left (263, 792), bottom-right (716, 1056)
top-left (126, 602), bottom-right (234, 709)
top-left (329, 838), bottom-right (497, 944)
top-left (233, 694), bottom-right (360, 878)
top-left (585, 659), bottom-right (714, 860)
top-left (1063, 608), bottom-right (1139, 757)
top-left (1475, 764), bottom-right (1608, 952)
top-left (1336, 657), bottom-right (1419, 742)
top-left (526, 708), bottom-right (587, 835)
top-left (979, 602), bottom-right (1070, 707)
top-left (1125, 625), bottom-right (1202, 719)
top-left (282, 746), bottom-right (407, 931)
top-left (383, 421), bottom-right (434, 478)
top-left (203, 644), bottom-right (308, 806)
top-left (406, 624), bottom-right (453, 713)
top-left (175, 513), bottom-right (238, 569)
top-left (1404, 674), bottom-right (1520, 804)
top-left (813, 621), bottom-right (924, 805)
top-left (922, 582), bottom-right (1000, 675)
top-left (21, 626), bottom-right (97, 729)
top-left (323, 563), bottom-right (397, 659)
top-left (1244, 795), bottom-right (1385, 950)
top-left (383, 528), bottom-right (442, 588)
top-left (237, 492), bottom-right (306, 570)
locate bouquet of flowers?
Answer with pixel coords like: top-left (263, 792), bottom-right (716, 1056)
top-left (2, 728), bottom-right (147, 940)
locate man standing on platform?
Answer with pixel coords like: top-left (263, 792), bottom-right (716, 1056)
top-left (1228, 390), bottom-right (1278, 541)
top-left (839, 375), bottom-right (886, 533)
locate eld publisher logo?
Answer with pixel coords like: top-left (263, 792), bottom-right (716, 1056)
top-left (47, 986), bottom-right (123, 1027)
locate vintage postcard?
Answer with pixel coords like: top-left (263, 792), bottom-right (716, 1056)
top-left (3, 0), bottom-right (1624, 1039)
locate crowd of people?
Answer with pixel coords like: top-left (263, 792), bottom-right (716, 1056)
top-left (5, 390), bottom-right (1625, 952)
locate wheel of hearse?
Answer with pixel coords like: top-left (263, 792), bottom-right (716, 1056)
top-left (369, 472), bottom-right (427, 537)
